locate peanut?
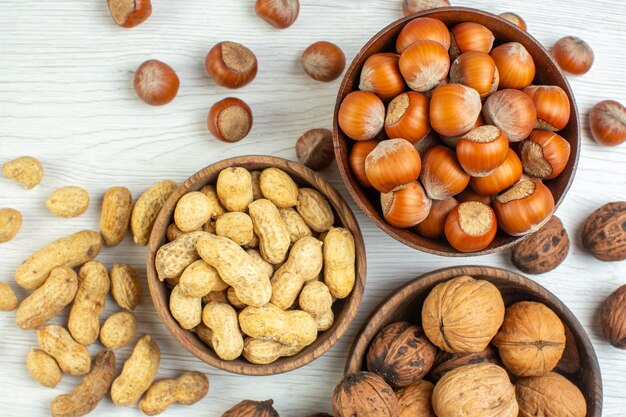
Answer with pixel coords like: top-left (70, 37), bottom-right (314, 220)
top-left (50, 350), bottom-right (116, 417)
top-left (299, 281), bottom-right (334, 331)
top-left (296, 188), bottom-right (335, 232)
top-left (139, 371), bottom-right (209, 415)
top-left (110, 264), bottom-right (142, 310)
top-left (15, 230), bottom-right (102, 290)
top-left (100, 186), bottom-right (132, 246)
top-left (259, 167), bottom-right (299, 208)
top-left (46, 186), bottom-right (90, 218)
top-left (249, 199), bottom-right (291, 264)
top-left (179, 259), bottom-right (228, 298)
top-left (216, 211), bottom-right (254, 245)
top-left (174, 191), bottom-right (212, 232)
top-left (202, 289), bottom-right (229, 305)
top-left (216, 167), bottom-right (253, 212)
top-left (242, 232), bottom-right (259, 249)
top-left (242, 338), bottom-right (303, 365)
top-left (202, 302), bottom-right (244, 360)
top-left (239, 304), bottom-right (318, 347)
top-left (100, 311), bottom-right (137, 349)
top-left (246, 249), bottom-right (273, 279)
top-left (166, 223), bottom-right (184, 241)
top-left (199, 185), bottom-right (226, 226)
top-left (26, 349), bottom-right (62, 388)
top-left (155, 230), bottom-right (209, 280)
top-left (227, 287), bottom-right (247, 310)
top-left (250, 171), bottom-right (263, 200)
top-left (68, 261), bottom-right (109, 345)
top-left (197, 234), bottom-right (271, 307)
top-left (270, 237), bottom-right (323, 310)
top-left (203, 221), bottom-right (217, 233)
top-left (0, 281), bottom-right (18, 311)
top-left (37, 325), bottom-right (91, 375)
top-left (324, 227), bottom-right (356, 299)
top-left (279, 208), bottom-right (312, 244)
top-left (2, 156), bottom-right (43, 189)
top-left (0, 208), bottom-right (22, 243)
top-left (131, 180), bottom-right (177, 246)
top-left (111, 335), bottom-right (160, 406)
top-left (195, 323), bottom-right (214, 347)
top-left (170, 285), bottom-right (202, 330)
top-left (16, 267), bottom-right (78, 330)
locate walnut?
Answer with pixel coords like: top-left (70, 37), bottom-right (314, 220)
top-left (556, 324), bottom-right (582, 373)
top-left (601, 284), bottom-right (626, 349)
top-left (493, 301), bottom-right (566, 376)
top-left (366, 322), bottom-right (437, 388)
top-left (421, 276), bottom-right (505, 353)
top-left (582, 201), bottom-right (626, 261)
top-left (396, 380), bottom-right (435, 417)
top-left (222, 399), bottom-right (279, 417)
top-left (432, 363), bottom-right (518, 417)
top-left (516, 372), bottom-right (586, 417)
top-left (332, 371), bottom-right (399, 417)
top-left (512, 215), bottom-right (569, 274)
top-left (427, 344), bottom-right (501, 382)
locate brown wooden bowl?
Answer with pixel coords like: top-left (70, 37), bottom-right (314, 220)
top-left (345, 266), bottom-right (602, 416)
top-left (333, 7), bottom-right (581, 256)
top-left (146, 156), bottom-right (366, 375)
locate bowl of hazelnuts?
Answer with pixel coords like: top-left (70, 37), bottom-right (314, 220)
top-left (333, 7), bottom-right (580, 256)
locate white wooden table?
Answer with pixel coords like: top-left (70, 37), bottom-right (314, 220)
top-left (1, 0), bottom-right (624, 415)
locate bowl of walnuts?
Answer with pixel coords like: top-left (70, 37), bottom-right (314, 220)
top-left (333, 7), bottom-right (580, 256)
top-left (337, 266), bottom-right (601, 417)
top-left (146, 156), bottom-right (365, 375)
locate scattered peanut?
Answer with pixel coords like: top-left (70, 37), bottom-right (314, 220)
top-left (111, 335), bottom-right (160, 406)
top-left (242, 338), bottom-right (303, 365)
top-left (299, 281), bottom-right (335, 331)
top-left (68, 261), bottom-right (109, 345)
top-left (131, 180), bottom-right (177, 246)
top-left (100, 311), bottom-right (137, 349)
top-left (46, 186), bottom-right (90, 218)
top-left (324, 227), bottom-right (356, 299)
top-left (170, 285), bottom-right (202, 330)
top-left (279, 208), bottom-right (313, 244)
top-left (216, 167), bottom-right (253, 212)
top-left (110, 264), bottom-right (142, 310)
top-left (174, 191), bottom-right (212, 232)
top-left (0, 208), bottom-right (22, 243)
top-left (259, 167), bottom-right (299, 208)
top-left (155, 230), bottom-right (209, 280)
top-left (297, 188), bottom-right (335, 232)
top-left (249, 199), bottom-right (291, 264)
top-left (26, 349), bottom-right (62, 388)
top-left (139, 371), bottom-right (209, 415)
top-left (179, 259), bottom-right (228, 298)
top-left (0, 281), bottom-right (18, 311)
top-left (37, 325), bottom-right (91, 375)
top-left (239, 303), bottom-right (318, 347)
top-left (202, 302), bottom-right (244, 360)
top-left (216, 211), bottom-right (254, 245)
top-left (2, 156), bottom-right (44, 189)
top-left (100, 186), bottom-right (133, 246)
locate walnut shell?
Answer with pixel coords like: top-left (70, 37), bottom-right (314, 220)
top-left (516, 372), bottom-right (586, 417)
top-left (427, 345), bottom-right (501, 382)
top-left (601, 284), bottom-right (626, 349)
top-left (333, 371), bottom-right (399, 417)
top-left (556, 324), bottom-right (582, 374)
top-left (422, 276), bottom-right (505, 353)
top-left (366, 321), bottom-right (437, 388)
top-left (396, 380), bottom-right (435, 417)
top-left (432, 363), bottom-right (518, 417)
top-left (582, 201), bottom-right (626, 261)
top-left (222, 399), bottom-right (279, 417)
top-left (512, 215), bottom-right (569, 274)
top-left (493, 301), bottom-right (566, 376)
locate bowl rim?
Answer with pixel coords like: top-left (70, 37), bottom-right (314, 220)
top-left (344, 265), bottom-right (603, 417)
top-left (146, 155), bottom-right (367, 376)
top-left (332, 6), bottom-right (581, 257)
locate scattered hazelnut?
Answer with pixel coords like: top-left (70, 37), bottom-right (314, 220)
top-left (206, 42), bottom-right (258, 89)
top-left (207, 98), bottom-right (253, 143)
top-left (552, 36), bottom-right (594, 75)
top-left (295, 128), bottom-right (335, 171)
top-left (499, 12), bottom-right (527, 31)
top-left (582, 201), bottom-right (626, 261)
top-left (255, 0), bottom-right (299, 29)
top-left (332, 372), bottom-right (399, 417)
top-left (133, 60), bottom-right (180, 106)
top-left (402, 0), bottom-right (450, 16)
top-left (601, 284), bottom-right (626, 349)
top-left (589, 100), bottom-right (626, 147)
top-left (301, 41), bottom-right (346, 82)
top-left (107, 0), bottom-right (152, 28)
top-left (511, 215), bottom-right (570, 274)
top-left (516, 373), bottom-right (586, 417)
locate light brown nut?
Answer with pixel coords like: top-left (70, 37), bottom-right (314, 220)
top-left (516, 372), bottom-right (586, 417)
top-left (195, 323), bottom-right (214, 347)
top-left (0, 281), bottom-right (18, 311)
top-left (242, 232), bottom-right (259, 249)
top-left (582, 201), bottom-right (626, 261)
top-left (100, 311), bottom-right (137, 349)
top-left (250, 171), bottom-right (263, 200)
top-left (202, 302), bottom-right (244, 360)
top-left (2, 156), bottom-right (43, 189)
top-left (0, 208), bottom-right (22, 243)
top-left (279, 208), bottom-right (313, 244)
top-left (155, 231), bottom-right (209, 280)
top-left (170, 285), bottom-right (202, 330)
top-left (296, 188), bottom-right (335, 232)
top-left (26, 349), bottom-right (62, 388)
top-left (227, 287), bottom-right (247, 310)
top-left (111, 335), bottom-right (160, 406)
top-left (259, 167), bottom-right (299, 208)
top-left (271, 237), bottom-right (323, 309)
top-left (239, 303), bottom-right (318, 347)
top-left (216, 167), bottom-right (253, 212)
top-left (299, 280), bottom-right (334, 331)
top-left (242, 338), bottom-right (303, 365)
top-left (68, 261), bottom-right (109, 345)
top-left (249, 199), bottom-right (291, 264)
top-left (246, 249), bottom-right (273, 279)
top-left (179, 259), bottom-right (228, 298)
top-left (202, 289), bottom-right (229, 305)
top-left (15, 230), bottom-right (102, 290)
top-left (165, 276), bottom-right (180, 289)
top-left (166, 223), bottom-right (184, 241)
top-left (50, 350), bottom-right (116, 417)
top-left (199, 185), bottom-right (226, 225)
top-left (313, 310), bottom-right (335, 332)
top-left (131, 180), bottom-right (177, 246)
top-left (216, 211), bottom-right (254, 245)
top-left (16, 267), bottom-right (78, 330)
top-left (37, 325), bottom-right (91, 375)
top-left (46, 186), bottom-right (90, 218)
top-left (197, 234), bottom-right (271, 307)
top-left (203, 221), bottom-right (217, 233)
top-left (223, 400), bottom-right (280, 417)
top-left (100, 186), bottom-right (133, 246)
top-left (174, 191), bottom-right (212, 232)
top-left (110, 264), bottom-right (142, 310)
top-left (323, 228), bottom-right (356, 299)
top-left (139, 371), bottom-right (209, 415)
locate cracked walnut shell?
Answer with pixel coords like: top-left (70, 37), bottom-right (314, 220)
top-left (516, 372), bottom-right (586, 417)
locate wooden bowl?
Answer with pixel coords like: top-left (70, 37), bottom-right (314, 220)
top-left (333, 7), bottom-right (581, 256)
top-left (345, 266), bottom-right (602, 416)
top-left (146, 156), bottom-right (366, 375)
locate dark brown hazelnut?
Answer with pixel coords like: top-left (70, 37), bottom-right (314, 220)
top-left (295, 128), bottom-right (335, 171)
top-left (512, 215), bottom-right (570, 274)
top-left (601, 284), bottom-right (626, 349)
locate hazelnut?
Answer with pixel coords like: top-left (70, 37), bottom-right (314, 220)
top-left (589, 100), bottom-right (626, 147)
top-left (295, 128), bottom-right (335, 171)
top-left (499, 12), bottom-right (527, 31)
top-left (222, 399), bottom-right (279, 417)
top-left (107, 0), bottom-right (152, 28)
top-left (365, 139), bottom-right (421, 193)
top-left (133, 60), bottom-right (180, 106)
top-left (601, 284), bottom-right (626, 349)
top-left (516, 373), bottom-right (586, 417)
top-left (332, 372), bottom-right (399, 417)
top-left (396, 380), bottom-right (435, 417)
top-left (482, 89), bottom-right (537, 142)
top-left (207, 98), bottom-right (253, 142)
top-left (493, 301), bottom-right (566, 377)
top-left (427, 345), bottom-right (501, 382)
top-left (301, 41), bottom-right (346, 82)
top-left (582, 201), bottom-right (626, 261)
top-left (520, 130), bottom-right (571, 180)
top-left (551, 36), bottom-right (594, 75)
top-left (512, 215), bottom-right (570, 274)
top-left (381, 181), bottom-right (432, 229)
top-left (206, 42), bottom-right (258, 89)
top-left (366, 322), bottom-right (437, 388)
top-left (255, 0), bottom-right (299, 29)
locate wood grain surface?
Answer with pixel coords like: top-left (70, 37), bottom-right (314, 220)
top-left (0, 0), bottom-right (624, 416)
